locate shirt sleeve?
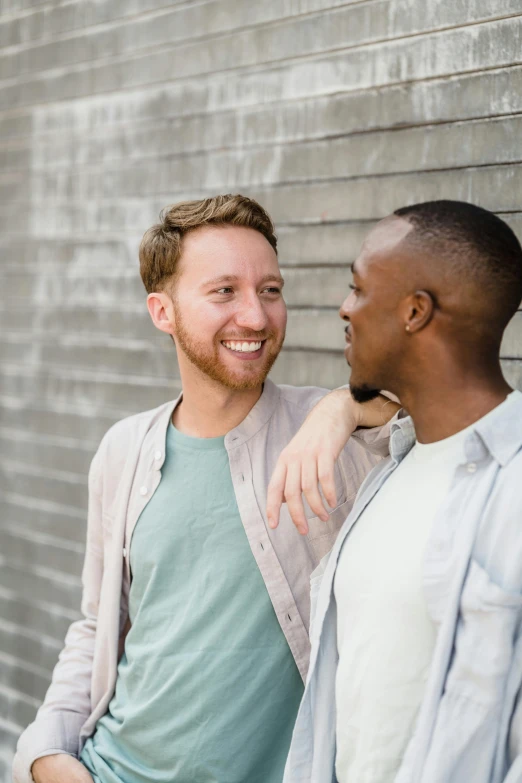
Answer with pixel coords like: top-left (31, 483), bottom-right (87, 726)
top-left (350, 409), bottom-right (402, 458)
top-left (12, 445), bottom-right (105, 783)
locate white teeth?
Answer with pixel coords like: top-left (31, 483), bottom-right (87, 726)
top-left (223, 340), bottom-right (262, 353)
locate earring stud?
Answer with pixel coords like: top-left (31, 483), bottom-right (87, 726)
top-left (405, 325), bottom-right (411, 332)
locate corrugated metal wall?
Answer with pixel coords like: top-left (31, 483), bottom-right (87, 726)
top-left (1, 0), bottom-right (522, 776)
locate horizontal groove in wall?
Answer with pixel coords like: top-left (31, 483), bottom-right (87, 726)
top-left (0, 678), bottom-right (41, 709)
top-left (0, 392), bottom-right (137, 421)
top-left (2, 3), bottom-right (521, 96)
top-left (0, 425), bottom-right (98, 451)
top-left (0, 0), bottom-right (377, 60)
top-left (0, 8), bottom-right (514, 90)
top-left (0, 0), bottom-right (204, 27)
top-left (2, 490), bottom-right (87, 520)
top-left (0, 582), bottom-right (79, 625)
top-left (1, 457), bottom-right (86, 485)
top-left (4, 112), bottom-right (522, 178)
top-left (0, 553), bottom-right (82, 590)
top-left (3, 65), bottom-right (522, 147)
top-left (2, 18), bottom-right (522, 114)
top-left (0, 614), bottom-right (63, 651)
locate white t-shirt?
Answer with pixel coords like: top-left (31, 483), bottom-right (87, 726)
top-left (334, 421), bottom-right (475, 783)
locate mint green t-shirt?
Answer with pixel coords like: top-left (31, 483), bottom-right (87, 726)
top-left (81, 424), bottom-right (304, 783)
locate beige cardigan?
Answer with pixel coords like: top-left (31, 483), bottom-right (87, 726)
top-left (13, 380), bottom-right (391, 783)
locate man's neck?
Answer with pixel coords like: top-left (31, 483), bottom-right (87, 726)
top-left (173, 374), bottom-right (263, 438)
top-left (399, 367), bottom-right (512, 444)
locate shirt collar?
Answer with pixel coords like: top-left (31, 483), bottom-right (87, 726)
top-left (225, 378), bottom-right (281, 448)
top-left (389, 390), bottom-right (522, 467)
top-left (154, 379), bottom-right (280, 454)
top-left (389, 416), bottom-right (417, 463)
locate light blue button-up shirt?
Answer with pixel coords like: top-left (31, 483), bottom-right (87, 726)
top-left (284, 390), bottom-right (522, 783)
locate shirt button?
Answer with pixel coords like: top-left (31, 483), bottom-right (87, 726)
top-left (467, 463), bottom-right (477, 474)
top-left (140, 486), bottom-right (148, 496)
top-left (154, 450), bottom-right (162, 461)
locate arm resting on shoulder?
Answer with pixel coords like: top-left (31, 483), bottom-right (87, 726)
top-left (267, 387), bottom-right (401, 534)
top-left (12, 448), bottom-right (104, 783)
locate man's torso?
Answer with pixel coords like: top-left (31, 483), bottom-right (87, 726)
top-left (81, 422), bottom-right (303, 783)
top-left (284, 390), bottom-right (522, 783)
top-left (334, 425), bottom-right (470, 782)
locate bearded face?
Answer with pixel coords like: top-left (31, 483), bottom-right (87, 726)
top-left (165, 225), bottom-right (288, 392)
top-left (173, 296), bottom-right (285, 390)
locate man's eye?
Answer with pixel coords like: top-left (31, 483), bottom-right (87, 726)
top-left (262, 287), bottom-right (281, 294)
top-left (216, 287), bottom-right (234, 294)
top-left (349, 284), bottom-right (359, 293)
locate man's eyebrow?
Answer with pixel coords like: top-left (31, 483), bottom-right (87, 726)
top-left (260, 274), bottom-right (285, 287)
top-left (202, 274), bottom-right (284, 288)
top-left (201, 275), bottom-right (239, 287)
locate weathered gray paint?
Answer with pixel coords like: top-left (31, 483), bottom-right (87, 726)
top-left (1, 1), bottom-right (522, 778)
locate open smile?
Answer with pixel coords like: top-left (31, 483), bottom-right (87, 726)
top-left (221, 339), bottom-right (266, 360)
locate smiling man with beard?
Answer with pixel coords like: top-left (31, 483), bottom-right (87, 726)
top-left (14, 195), bottom-right (399, 783)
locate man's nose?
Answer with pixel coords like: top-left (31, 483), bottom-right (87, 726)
top-left (235, 295), bottom-right (268, 331)
top-left (339, 292), bottom-right (354, 322)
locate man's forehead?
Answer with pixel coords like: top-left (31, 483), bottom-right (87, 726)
top-left (178, 224), bottom-right (280, 282)
top-left (358, 215), bottom-right (414, 268)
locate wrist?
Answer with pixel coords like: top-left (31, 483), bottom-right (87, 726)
top-left (354, 392), bottom-right (401, 429)
top-left (348, 398), bottom-right (364, 429)
top-left (322, 389), bottom-right (361, 430)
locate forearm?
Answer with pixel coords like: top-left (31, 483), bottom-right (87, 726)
top-left (30, 752), bottom-right (94, 783)
top-left (324, 388), bottom-right (401, 429)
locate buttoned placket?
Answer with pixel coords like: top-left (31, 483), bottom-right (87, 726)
top-left (122, 433), bottom-right (169, 583)
top-left (226, 435), bottom-right (310, 681)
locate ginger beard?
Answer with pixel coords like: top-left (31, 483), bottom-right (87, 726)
top-left (172, 298), bottom-right (285, 391)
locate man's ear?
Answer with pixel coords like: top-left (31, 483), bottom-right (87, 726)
top-left (146, 291), bottom-right (176, 336)
top-left (402, 290), bottom-right (436, 334)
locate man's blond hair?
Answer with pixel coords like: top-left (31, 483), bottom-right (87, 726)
top-left (139, 194), bottom-right (278, 293)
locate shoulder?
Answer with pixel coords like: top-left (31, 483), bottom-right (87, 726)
top-left (490, 446), bottom-right (522, 517)
top-left (275, 383), bottom-right (333, 416)
top-left (92, 400), bottom-right (174, 476)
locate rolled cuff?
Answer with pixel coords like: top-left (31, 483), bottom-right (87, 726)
top-left (351, 410), bottom-right (402, 457)
top-left (13, 711), bottom-right (86, 783)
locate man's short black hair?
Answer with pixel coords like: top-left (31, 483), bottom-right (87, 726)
top-left (394, 200), bottom-right (522, 329)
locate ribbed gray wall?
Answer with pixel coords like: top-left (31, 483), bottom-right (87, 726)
top-left (1, 1), bottom-right (522, 777)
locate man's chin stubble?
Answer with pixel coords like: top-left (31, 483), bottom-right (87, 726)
top-left (349, 384), bottom-right (382, 403)
top-left (179, 339), bottom-right (282, 391)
